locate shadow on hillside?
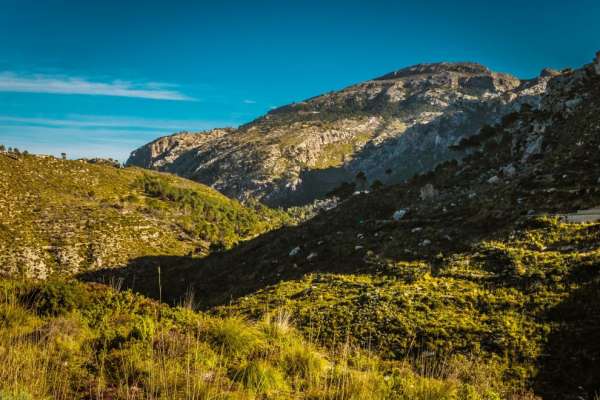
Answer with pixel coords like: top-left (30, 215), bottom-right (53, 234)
top-left (77, 194), bottom-right (600, 400)
top-left (78, 255), bottom-right (197, 304)
top-left (78, 189), bottom-right (518, 309)
top-left (77, 223), bottom-right (321, 307)
top-left (534, 275), bottom-right (600, 400)
top-left (78, 204), bottom-right (394, 306)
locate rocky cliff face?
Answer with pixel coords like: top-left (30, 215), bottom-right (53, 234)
top-left (127, 62), bottom-right (553, 206)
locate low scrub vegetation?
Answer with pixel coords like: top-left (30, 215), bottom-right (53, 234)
top-left (0, 279), bottom-right (512, 399)
top-left (137, 174), bottom-right (288, 249)
top-left (0, 154), bottom-right (287, 279)
top-left (207, 217), bottom-right (599, 398)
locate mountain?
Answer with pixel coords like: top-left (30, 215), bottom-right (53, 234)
top-left (108, 55), bottom-right (600, 398)
top-left (0, 153), bottom-right (286, 279)
top-left (127, 62), bottom-right (554, 206)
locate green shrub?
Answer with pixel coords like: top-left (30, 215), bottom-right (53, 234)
top-left (22, 281), bottom-right (90, 316)
top-left (207, 317), bottom-right (265, 358)
top-left (282, 343), bottom-right (327, 382)
top-left (233, 360), bottom-right (289, 395)
top-left (129, 315), bottom-right (155, 341)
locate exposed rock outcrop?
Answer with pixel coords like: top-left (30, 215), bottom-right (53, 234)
top-left (127, 62), bottom-right (554, 206)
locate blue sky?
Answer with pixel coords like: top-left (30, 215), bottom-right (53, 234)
top-left (1, 0), bottom-right (599, 161)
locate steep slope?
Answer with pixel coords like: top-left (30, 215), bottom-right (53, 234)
top-left (0, 153), bottom-right (285, 279)
top-left (127, 62), bottom-right (553, 206)
top-left (107, 54), bottom-right (600, 398)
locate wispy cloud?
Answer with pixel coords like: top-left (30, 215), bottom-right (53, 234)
top-left (0, 72), bottom-right (195, 101)
top-left (0, 114), bottom-right (234, 132)
top-left (243, 99), bottom-right (257, 104)
top-left (0, 114), bottom-right (240, 161)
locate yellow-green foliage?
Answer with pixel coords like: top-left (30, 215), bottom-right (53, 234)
top-left (0, 279), bottom-right (505, 399)
top-left (218, 217), bottom-right (600, 393)
top-left (0, 153), bottom-right (286, 278)
top-left (137, 174), bottom-right (286, 249)
top-left (311, 132), bottom-right (373, 170)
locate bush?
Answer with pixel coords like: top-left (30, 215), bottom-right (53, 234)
top-left (129, 315), bottom-right (155, 341)
top-left (233, 360), bottom-right (288, 395)
top-left (22, 281), bottom-right (90, 316)
top-left (371, 180), bottom-right (384, 190)
top-left (208, 317), bottom-right (265, 358)
top-left (282, 344), bottom-right (327, 382)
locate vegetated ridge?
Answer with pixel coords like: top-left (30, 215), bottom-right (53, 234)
top-left (0, 153), bottom-right (286, 279)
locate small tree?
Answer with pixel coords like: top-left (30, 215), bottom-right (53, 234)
top-left (0, 144), bottom-right (5, 152)
top-left (12, 148), bottom-right (20, 155)
top-left (61, 152), bottom-right (67, 160)
top-left (371, 179), bottom-right (383, 190)
top-left (355, 171), bottom-right (367, 191)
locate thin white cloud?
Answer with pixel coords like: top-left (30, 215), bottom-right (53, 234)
top-left (0, 72), bottom-right (195, 101)
top-left (0, 114), bottom-right (241, 161)
top-left (0, 114), bottom-right (235, 132)
top-left (243, 99), bottom-right (257, 104)
top-left (0, 126), bottom-right (149, 162)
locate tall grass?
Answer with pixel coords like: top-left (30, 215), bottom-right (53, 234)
top-left (0, 280), bottom-right (522, 399)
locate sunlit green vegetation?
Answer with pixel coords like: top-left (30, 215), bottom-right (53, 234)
top-left (0, 279), bottom-right (508, 399)
top-left (0, 153), bottom-right (287, 278)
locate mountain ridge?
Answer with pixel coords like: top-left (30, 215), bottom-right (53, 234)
top-left (127, 61), bottom-right (552, 206)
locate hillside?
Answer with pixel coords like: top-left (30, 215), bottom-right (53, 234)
top-left (102, 55), bottom-right (600, 398)
top-left (127, 63), bottom-right (553, 206)
top-left (0, 153), bottom-right (286, 279)
top-left (0, 153), bottom-right (515, 400)
top-left (3, 278), bottom-right (511, 399)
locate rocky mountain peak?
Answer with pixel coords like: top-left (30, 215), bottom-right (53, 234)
top-left (127, 128), bottom-right (233, 170)
top-left (374, 61), bottom-right (491, 80)
top-left (127, 60), bottom-right (557, 207)
top-left (540, 67), bottom-right (561, 77)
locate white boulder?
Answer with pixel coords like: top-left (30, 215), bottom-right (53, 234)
top-left (392, 209), bottom-right (408, 221)
top-left (487, 175), bottom-right (501, 184)
top-left (500, 164), bottom-right (516, 177)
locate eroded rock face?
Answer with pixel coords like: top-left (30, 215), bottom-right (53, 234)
top-left (127, 62), bottom-right (553, 206)
top-left (127, 129), bottom-right (233, 170)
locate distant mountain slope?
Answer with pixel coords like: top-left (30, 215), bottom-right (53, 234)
top-left (109, 54), bottom-right (600, 398)
top-left (0, 153), bottom-right (285, 278)
top-left (127, 62), bottom-right (553, 206)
